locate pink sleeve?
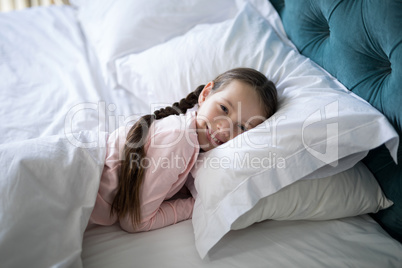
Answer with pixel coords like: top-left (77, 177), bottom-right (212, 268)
top-left (119, 129), bottom-right (198, 233)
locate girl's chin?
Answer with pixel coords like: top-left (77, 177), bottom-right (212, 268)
top-left (199, 143), bottom-right (213, 152)
top-left (196, 135), bottom-right (211, 152)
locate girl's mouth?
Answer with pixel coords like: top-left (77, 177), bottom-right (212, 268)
top-left (206, 126), bottom-right (223, 146)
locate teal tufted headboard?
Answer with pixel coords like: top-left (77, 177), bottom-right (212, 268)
top-left (269, 0), bottom-right (402, 243)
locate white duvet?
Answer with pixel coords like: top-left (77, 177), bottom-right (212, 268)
top-left (0, 133), bottom-right (104, 267)
top-left (0, 6), bottom-right (135, 268)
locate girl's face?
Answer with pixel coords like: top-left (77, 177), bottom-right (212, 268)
top-left (196, 80), bottom-right (265, 152)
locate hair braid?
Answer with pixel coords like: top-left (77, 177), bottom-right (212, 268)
top-left (154, 85), bottom-right (204, 119)
top-left (110, 85), bottom-right (204, 229)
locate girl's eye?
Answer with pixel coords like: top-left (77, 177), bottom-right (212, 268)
top-left (239, 124), bottom-right (247, 132)
top-left (220, 105), bottom-right (228, 114)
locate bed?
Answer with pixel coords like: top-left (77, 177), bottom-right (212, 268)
top-left (0, 0), bottom-right (401, 267)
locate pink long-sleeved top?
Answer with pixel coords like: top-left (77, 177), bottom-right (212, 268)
top-left (88, 112), bottom-right (199, 232)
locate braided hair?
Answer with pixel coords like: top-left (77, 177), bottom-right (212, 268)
top-left (110, 85), bottom-right (204, 228)
top-left (111, 68), bottom-right (278, 229)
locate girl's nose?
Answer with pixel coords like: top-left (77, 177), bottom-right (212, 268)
top-left (217, 119), bottom-right (234, 139)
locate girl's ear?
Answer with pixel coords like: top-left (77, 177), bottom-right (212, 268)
top-left (198, 81), bottom-right (214, 105)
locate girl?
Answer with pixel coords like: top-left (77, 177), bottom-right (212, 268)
top-left (88, 68), bottom-right (278, 232)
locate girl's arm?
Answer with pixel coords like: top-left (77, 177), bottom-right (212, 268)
top-left (120, 197), bottom-right (195, 232)
top-left (119, 129), bottom-right (198, 233)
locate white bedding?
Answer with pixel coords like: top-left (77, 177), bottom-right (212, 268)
top-left (83, 216), bottom-right (402, 268)
top-left (0, 3), bottom-right (401, 268)
top-left (0, 6), bottom-right (148, 146)
top-left (0, 5), bottom-right (141, 268)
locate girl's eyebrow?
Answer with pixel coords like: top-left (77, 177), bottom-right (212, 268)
top-left (223, 98), bottom-right (234, 110)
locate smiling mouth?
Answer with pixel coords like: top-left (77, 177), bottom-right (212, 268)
top-left (206, 126), bottom-right (223, 146)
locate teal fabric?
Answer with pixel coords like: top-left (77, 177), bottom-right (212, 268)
top-left (270, 0), bottom-right (402, 243)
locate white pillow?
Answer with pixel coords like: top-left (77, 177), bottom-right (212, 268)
top-left (230, 161), bottom-right (393, 229)
top-left (0, 132), bottom-right (105, 267)
top-left (70, 0), bottom-right (238, 88)
top-left (113, 2), bottom-right (399, 258)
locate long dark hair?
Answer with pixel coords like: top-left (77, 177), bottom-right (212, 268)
top-left (110, 68), bottom-right (278, 229)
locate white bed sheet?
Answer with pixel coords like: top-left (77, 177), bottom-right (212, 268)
top-left (82, 215), bottom-right (402, 267)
